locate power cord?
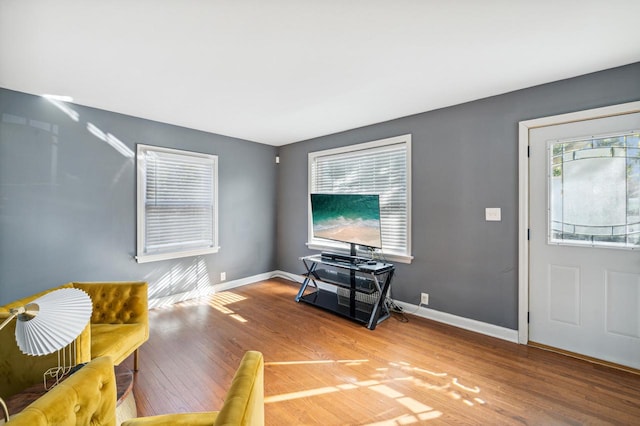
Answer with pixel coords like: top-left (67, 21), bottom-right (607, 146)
top-left (386, 298), bottom-right (409, 322)
top-left (367, 248), bottom-right (425, 323)
top-left (385, 296), bottom-right (427, 323)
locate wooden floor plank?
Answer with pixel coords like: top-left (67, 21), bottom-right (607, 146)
top-left (120, 279), bottom-right (640, 425)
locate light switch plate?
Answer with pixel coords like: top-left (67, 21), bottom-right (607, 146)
top-left (485, 208), bottom-right (501, 221)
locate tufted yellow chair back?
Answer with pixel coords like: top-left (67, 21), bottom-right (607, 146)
top-left (6, 356), bottom-right (117, 426)
top-left (72, 282), bottom-right (148, 327)
top-left (71, 282), bottom-right (149, 367)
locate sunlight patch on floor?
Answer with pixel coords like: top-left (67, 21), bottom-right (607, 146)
top-left (265, 386), bottom-right (342, 403)
top-left (370, 384), bottom-right (404, 399)
top-left (452, 377), bottom-right (480, 393)
top-left (265, 357), bottom-right (487, 423)
top-left (207, 291), bottom-right (248, 322)
top-left (229, 314), bottom-right (247, 323)
top-left (411, 367), bottom-right (448, 378)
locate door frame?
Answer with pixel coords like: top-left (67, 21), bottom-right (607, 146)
top-left (517, 101), bottom-right (640, 344)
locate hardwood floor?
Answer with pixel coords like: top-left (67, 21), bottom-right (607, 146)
top-left (122, 279), bottom-right (640, 425)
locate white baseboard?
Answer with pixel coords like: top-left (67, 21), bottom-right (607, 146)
top-left (272, 270), bottom-right (518, 343)
top-left (150, 269), bottom-right (519, 344)
top-left (148, 271), bottom-right (281, 309)
top-left (393, 300), bottom-right (519, 343)
top-left (270, 270), bottom-right (304, 284)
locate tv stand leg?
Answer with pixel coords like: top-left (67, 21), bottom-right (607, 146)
top-left (367, 269), bottom-right (394, 330)
top-left (349, 269), bottom-right (356, 317)
top-left (296, 259), bottom-right (318, 302)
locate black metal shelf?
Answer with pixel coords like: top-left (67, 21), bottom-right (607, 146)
top-left (298, 290), bottom-right (381, 325)
top-left (295, 254), bottom-right (395, 330)
top-left (302, 268), bottom-right (378, 294)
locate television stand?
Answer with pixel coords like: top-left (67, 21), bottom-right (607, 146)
top-left (295, 254), bottom-right (395, 330)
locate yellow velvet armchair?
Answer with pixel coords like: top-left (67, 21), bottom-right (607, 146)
top-left (122, 351), bottom-right (265, 426)
top-left (0, 281), bottom-right (148, 400)
top-left (5, 356), bottom-right (117, 426)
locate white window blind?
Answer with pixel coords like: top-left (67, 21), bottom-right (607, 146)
top-left (308, 134), bottom-right (412, 261)
top-left (136, 144), bottom-right (219, 263)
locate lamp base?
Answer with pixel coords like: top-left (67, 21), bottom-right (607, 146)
top-left (43, 340), bottom-right (78, 390)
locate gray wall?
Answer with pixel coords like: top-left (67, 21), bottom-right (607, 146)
top-left (0, 88), bottom-right (278, 305)
top-left (3, 63), bottom-right (639, 327)
top-left (276, 62), bottom-right (640, 330)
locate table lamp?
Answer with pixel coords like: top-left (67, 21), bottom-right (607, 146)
top-left (0, 287), bottom-right (92, 421)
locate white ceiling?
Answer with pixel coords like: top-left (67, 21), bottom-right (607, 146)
top-left (1, 1), bottom-right (639, 146)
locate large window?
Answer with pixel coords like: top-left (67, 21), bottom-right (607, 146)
top-left (308, 134), bottom-right (412, 262)
top-left (548, 131), bottom-right (640, 249)
top-left (136, 144), bottom-right (219, 263)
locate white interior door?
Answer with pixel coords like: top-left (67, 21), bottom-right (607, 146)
top-left (529, 112), bottom-right (640, 370)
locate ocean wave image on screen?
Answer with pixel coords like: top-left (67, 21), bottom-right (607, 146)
top-left (311, 194), bottom-right (382, 248)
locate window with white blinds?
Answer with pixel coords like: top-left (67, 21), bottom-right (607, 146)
top-left (136, 144), bottom-right (219, 263)
top-left (308, 134), bottom-right (412, 262)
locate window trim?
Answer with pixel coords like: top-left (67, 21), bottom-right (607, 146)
top-left (307, 134), bottom-right (413, 264)
top-left (136, 144), bottom-right (219, 264)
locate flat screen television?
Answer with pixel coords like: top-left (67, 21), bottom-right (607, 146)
top-left (310, 193), bottom-right (383, 251)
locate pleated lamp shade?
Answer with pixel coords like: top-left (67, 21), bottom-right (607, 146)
top-left (14, 288), bottom-right (92, 356)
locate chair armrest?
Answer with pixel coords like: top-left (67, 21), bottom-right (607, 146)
top-left (122, 351), bottom-right (264, 426)
top-left (215, 351), bottom-right (264, 425)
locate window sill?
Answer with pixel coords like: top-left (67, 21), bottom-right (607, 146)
top-left (306, 242), bottom-right (413, 264)
top-left (135, 247), bottom-right (220, 264)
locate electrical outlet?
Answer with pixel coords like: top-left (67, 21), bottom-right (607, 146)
top-left (421, 292), bottom-right (429, 305)
top-left (220, 272), bottom-right (226, 281)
